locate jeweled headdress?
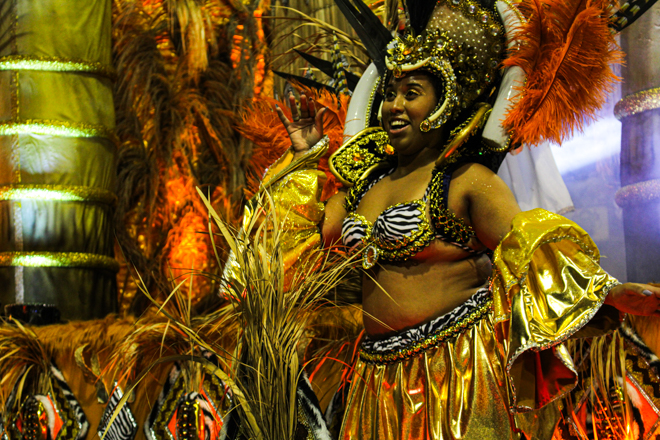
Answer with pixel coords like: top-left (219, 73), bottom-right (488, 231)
top-left (385, 0), bottom-right (505, 132)
top-left (330, 0), bottom-right (648, 177)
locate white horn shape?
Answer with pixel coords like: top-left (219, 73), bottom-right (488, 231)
top-left (482, 0), bottom-right (525, 150)
top-left (343, 63), bottom-right (380, 143)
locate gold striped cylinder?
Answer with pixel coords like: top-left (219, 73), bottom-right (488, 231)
top-left (0, 0), bottom-right (117, 319)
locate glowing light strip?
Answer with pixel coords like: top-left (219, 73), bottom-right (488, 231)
top-left (0, 55), bottom-right (115, 78)
top-left (0, 184), bottom-right (116, 205)
top-left (0, 119), bottom-right (115, 141)
top-left (0, 252), bottom-right (119, 272)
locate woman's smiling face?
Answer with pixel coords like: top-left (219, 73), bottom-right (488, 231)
top-left (382, 72), bottom-right (442, 157)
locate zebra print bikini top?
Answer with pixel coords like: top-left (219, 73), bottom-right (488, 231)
top-left (342, 165), bottom-right (476, 269)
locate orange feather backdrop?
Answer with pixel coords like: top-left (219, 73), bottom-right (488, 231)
top-left (503, 0), bottom-right (623, 146)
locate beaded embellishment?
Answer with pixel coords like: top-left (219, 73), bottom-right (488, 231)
top-left (343, 164), bottom-right (475, 268)
top-left (360, 288), bottom-right (492, 364)
top-left (384, 0), bottom-right (505, 126)
top-left (328, 127), bottom-right (394, 187)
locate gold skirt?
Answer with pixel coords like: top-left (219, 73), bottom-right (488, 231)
top-left (339, 289), bottom-right (521, 440)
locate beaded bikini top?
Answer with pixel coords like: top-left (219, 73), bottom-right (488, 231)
top-left (329, 127), bottom-right (485, 269)
top-left (342, 164), bottom-right (475, 269)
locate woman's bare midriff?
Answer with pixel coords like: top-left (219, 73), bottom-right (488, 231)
top-left (361, 245), bottom-right (492, 337)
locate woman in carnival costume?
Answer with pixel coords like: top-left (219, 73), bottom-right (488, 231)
top-left (226, 0), bottom-right (660, 438)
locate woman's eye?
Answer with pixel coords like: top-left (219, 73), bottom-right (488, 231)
top-left (406, 90), bottom-right (419, 99)
top-left (385, 90), bottom-right (396, 101)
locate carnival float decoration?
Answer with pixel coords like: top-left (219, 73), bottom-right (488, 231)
top-left (1, 0), bottom-right (660, 438)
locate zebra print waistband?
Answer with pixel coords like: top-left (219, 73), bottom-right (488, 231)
top-left (359, 287), bottom-right (492, 364)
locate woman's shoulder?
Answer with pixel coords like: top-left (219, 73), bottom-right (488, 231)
top-left (452, 161), bottom-right (499, 180)
top-left (449, 161), bottom-right (521, 249)
top-left (449, 162), bottom-right (509, 199)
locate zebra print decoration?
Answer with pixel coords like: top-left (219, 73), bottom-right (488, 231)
top-left (98, 385), bottom-right (137, 440)
top-left (145, 362), bottom-right (233, 440)
top-left (49, 363), bottom-right (90, 440)
top-left (4, 363), bottom-right (89, 440)
top-left (296, 371), bottom-right (332, 440)
top-left (609, 0), bottom-right (660, 32)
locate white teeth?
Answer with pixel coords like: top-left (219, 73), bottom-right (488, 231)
top-left (390, 120), bottom-right (409, 127)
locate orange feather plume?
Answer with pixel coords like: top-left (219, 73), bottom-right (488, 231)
top-left (237, 87), bottom-right (349, 201)
top-left (503, 0), bottom-right (623, 146)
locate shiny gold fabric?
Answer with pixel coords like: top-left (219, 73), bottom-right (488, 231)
top-left (340, 307), bottom-right (518, 440)
top-left (221, 140), bottom-right (328, 294)
top-left (491, 208), bottom-right (620, 412)
top-left (338, 209), bottom-right (621, 440)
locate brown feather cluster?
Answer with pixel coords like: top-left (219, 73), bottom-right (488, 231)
top-left (503, 0), bottom-right (623, 146)
top-left (112, 0), bottom-right (271, 310)
top-left (0, 320), bottom-right (53, 413)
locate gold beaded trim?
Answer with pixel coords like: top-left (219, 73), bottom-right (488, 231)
top-left (346, 200), bottom-right (437, 267)
top-left (329, 127), bottom-right (394, 187)
top-left (0, 55), bottom-right (116, 79)
top-left (0, 184), bottom-right (116, 205)
top-left (384, 0), bottom-right (505, 122)
top-left (0, 252), bottom-right (119, 272)
top-left (372, 200), bottom-right (435, 257)
top-left (614, 87), bottom-right (660, 120)
top-left (386, 35), bottom-right (459, 129)
top-left (345, 165), bottom-right (474, 261)
top-left (0, 119), bottom-right (116, 143)
top-left (428, 166), bottom-right (475, 244)
top-left (360, 297), bottom-right (493, 364)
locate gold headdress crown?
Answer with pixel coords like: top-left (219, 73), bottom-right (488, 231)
top-left (384, 0), bottom-right (505, 131)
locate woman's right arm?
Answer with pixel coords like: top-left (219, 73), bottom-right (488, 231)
top-left (221, 93), bottom-right (341, 295)
top-left (321, 190), bottom-right (348, 247)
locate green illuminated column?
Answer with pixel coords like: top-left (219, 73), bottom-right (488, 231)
top-left (0, 0), bottom-right (118, 320)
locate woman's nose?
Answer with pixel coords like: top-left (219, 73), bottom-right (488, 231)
top-left (390, 94), bottom-right (404, 113)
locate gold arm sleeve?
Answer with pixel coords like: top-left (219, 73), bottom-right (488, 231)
top-left (220, 137), bottom-right (329, 296)
top-left (490, 208), bottom-right (621, 412)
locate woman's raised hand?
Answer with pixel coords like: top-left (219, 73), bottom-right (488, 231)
top-left (606, 283), bottom-right (660, 316)
top-left (275, 92), bottom-right (327, 155)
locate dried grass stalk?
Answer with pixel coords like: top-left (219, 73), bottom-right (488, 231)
top-left (198, 187), bottom-right (355, 439)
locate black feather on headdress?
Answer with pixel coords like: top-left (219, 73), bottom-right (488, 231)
top-left (404, 0), bottom-right (438, 36)
top-left (333, 0), bottom-right (392, 74)
top-left (294, 50), bottom-right (361, 90)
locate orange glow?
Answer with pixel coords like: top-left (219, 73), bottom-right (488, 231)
top-left (166, 209), bottom-right (212, 297)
